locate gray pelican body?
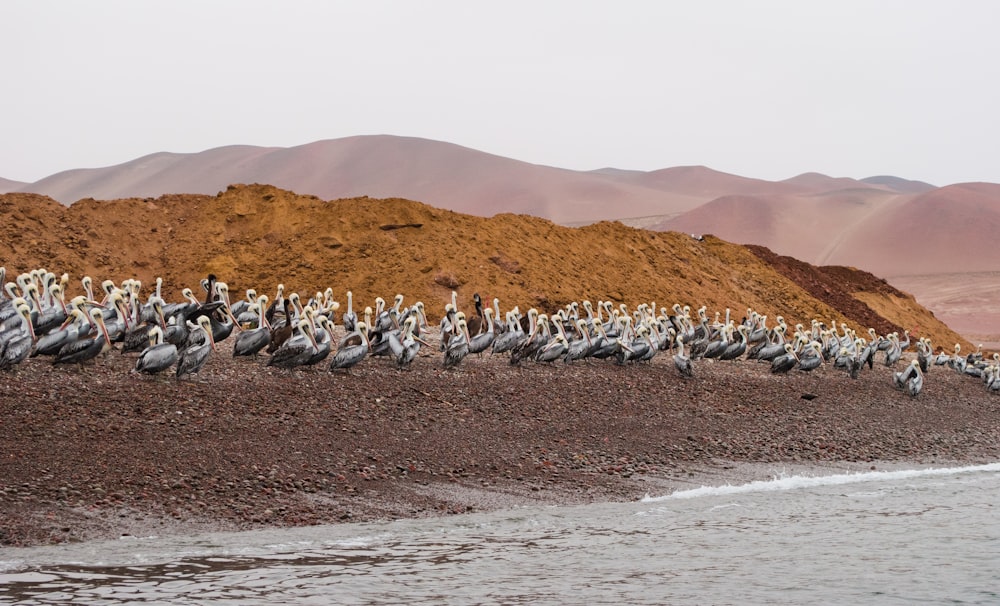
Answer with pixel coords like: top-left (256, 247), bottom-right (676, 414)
top-left (54, 309), bottom-right (112, 366)
top-left (491, 311), bottom-right (525, 355)
top-left (134, 326), bottom-right (178, 375)
top-left (701, 328), bottom-right (729, 360)
top-left (916, 338), bottom-right (931, 373)
top-left (536, 334), bottom-right (568, 363)
top-left (770, 344), bottom-right (798, 374)
top-left (883, 334), bottom-right (902, 367)
top-left (305, 316), bottom-right (333, 366)
top-left (330, 322), bottom-right (370, 372)
top-left (444, 319), bottom-right (470, 369)
top-left (563, 320), bottom-right (594, 363)
top-left (33, 308), bottom-right (89, 357)
top-left (894, 359), bottom-right (919, 390)
top-left (907, 362), bottom-right (924, 397)
top-left (233, 296), bottom-right (272, 358)
top-left (121, 296), bottom-right (168, 354)
top-left (673, 335), bottom-right (693, 377)
top-left (176, 316), bottom-right (216, 378)
top-left (719, 326), bottom-right (748, 361)
top-left (389, 316), bottom-right (428, 369)
top-left (229, 287), bottom-right (256, 318)
top-left (342, 291), bottom-right (357, 333)
top-left (268, 319), bottom-right (319, 370)
top-left (796, 342), bottom-right (824, 372)
top-left (511, 314), bottom-right (550, 365)
top-left (467, 308), bottom-right (495, 355)
top-left (0, 303), bottom-right (36, 370)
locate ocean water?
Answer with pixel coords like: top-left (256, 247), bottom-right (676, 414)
top-left (2, 463), bottom-right (998, 605)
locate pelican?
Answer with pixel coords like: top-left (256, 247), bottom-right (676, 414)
top-left (134, 325), bottom-right (178, 375)
top-left (701, 324), bottom-right (730, 359)
top-left (121, 296), bottom-right (168, 354)
top-left (0, 302), bottom-right (36, 370)
top-left (342, 290), bottom-right (358, 333)
top-left (54, 308), bottom-right (112, 365)
top-left (563, 319), bottom-right (594, 364)
top-left (233, 295), bottom-right (272, 358)
top-left (330, 322), bottom-right (370, 372)
top-left (176, 316), bottom-right (216, 378)
top-left (266, 297), bottom-right (295, 353)
top-left (916, 337), bottom-right (932, 373)
top-left (907, 361), bottom-right (924, 398)
top-left (372, 295), bottom-right (400, 333)
top-left (268, 313), bottom-right (320, 370)
top-left (230, 287), bottom-right (257, 318)
top-left (443, 318), bottom-right (470, 369)
top-left (535, 334), bottom-right (568, 363)
top-left (388, 316), bottom-right (430, 369)
top-left (796, 341), bottom-right (824, 372)
top-left (894, 359), bottom-right (919, 390)
top-left (770, 344), bottom-right (798, 374)
top-left (467, 292), bottom-right (486, 335)
top-left (467, 307), bottom-right (495, 355)
top-left (883, 333), bottom-right (902, 367)
top-left (305, 315), bottom-right (333, 366)
top-left (438, 303), bottom-right (457, 351)
top-left (510, 313), bottom-right (549, 365)
top-left (264, 283), bottom-right (285, 326)
top-left (948, 344), bottom-right (966, 373)
top-left (673, 334), bottom-right (693, 377)
top-left (719, 325), bottom-right (749, 360)
top-left (491, 311), bottom-right (523, 355)
top-left (33, 307), bottom-right (89, 357)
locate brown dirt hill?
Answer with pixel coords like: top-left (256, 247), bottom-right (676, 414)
top-left (0, 184), bottom-right (966, 349)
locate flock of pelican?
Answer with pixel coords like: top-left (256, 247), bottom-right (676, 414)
top-left (1, 267), bottom-right (997, 398)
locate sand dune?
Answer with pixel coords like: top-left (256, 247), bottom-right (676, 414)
top-left (17, 136), bottom-right (706, 224)
top-left (0, 177), bottom-right (25, 193)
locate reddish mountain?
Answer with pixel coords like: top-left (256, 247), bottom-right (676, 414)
top-left (829, 183), bottom-right (1000, 277)
top-left (15, 136), bottom-right (700, 224)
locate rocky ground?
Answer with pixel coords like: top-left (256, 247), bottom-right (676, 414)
top-left (2, 329), bottom-right (999, 548)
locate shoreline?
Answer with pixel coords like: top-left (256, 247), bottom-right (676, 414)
top-left (3, 337), bottom-right (1000, 549)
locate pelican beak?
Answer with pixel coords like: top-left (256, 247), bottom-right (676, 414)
top-left (207, 327), bottom-right (217, 352)
top-left (96, 314), bottom-right (111, 348)
top-left (117, 299), bottom-right (131, 330)
top-left (24, 313), bottom-right (37, 342)
top-left (415, 336), bottom-right (433, 348)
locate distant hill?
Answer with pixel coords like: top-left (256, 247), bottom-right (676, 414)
top-left (860, 175), bottom-right (937, 193)
top-left (14, 136), bottom-right (708, 224)
top-left (0, 177), bottom-right (26, 193)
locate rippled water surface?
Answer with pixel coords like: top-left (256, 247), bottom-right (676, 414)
top-left (3, 463), bottom-right (998, 605)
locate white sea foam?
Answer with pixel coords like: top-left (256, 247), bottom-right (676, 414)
top-left (642, 462), bottom-right (1000, 502)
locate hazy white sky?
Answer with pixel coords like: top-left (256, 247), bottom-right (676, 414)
top-left (4, 1), bottom-right (999, 185)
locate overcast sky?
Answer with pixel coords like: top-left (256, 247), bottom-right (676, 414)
top-left (4, 1), bottom-right (999, 185)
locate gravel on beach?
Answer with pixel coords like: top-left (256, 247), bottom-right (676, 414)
top-left (2, 334), bottom-right (998, 548)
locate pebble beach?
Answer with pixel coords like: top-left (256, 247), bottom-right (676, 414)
top-left (2, 328), bottom-right (998, 548)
